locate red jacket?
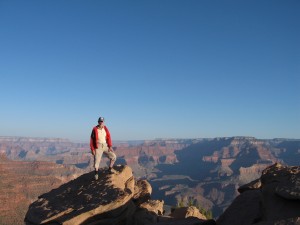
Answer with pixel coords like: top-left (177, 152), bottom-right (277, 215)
top-left (90, 125), bottom-right (112, 152)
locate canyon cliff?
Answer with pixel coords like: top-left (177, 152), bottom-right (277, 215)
top-left (0, 136), bottom-right (299, 223)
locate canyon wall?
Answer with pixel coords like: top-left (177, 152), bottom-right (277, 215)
top-left (0, 136), bottom-right (299, 223)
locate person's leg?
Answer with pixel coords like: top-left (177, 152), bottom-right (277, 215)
top-left (108, 152), bottom-right (116, 168)
top-left (103, 148), bottom-right (116, 171)
top-left (94, 148), bottom-right (104, 179)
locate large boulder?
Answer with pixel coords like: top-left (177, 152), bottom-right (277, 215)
top-left (217, 163), bottom-right (300, 225)
top-left (259, 163), bottom-right (300, 224)
top-left (140, 199), bottom-right (164, 215)
top-left (216, 190), bottom-right (263, 225)
top-left (25, 165), bottom-right (135, 225)
top-left (133, 179), bottom-right (152, 205)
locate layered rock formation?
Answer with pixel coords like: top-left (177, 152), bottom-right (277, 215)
top-left (0, 153), bottom-right (82, 225)
top-left (151, 137), bottom-right (299, 217)
top-left (25, 165), bottom-right (214, 225)
top-left (1, 136), bottom-right (299, 219)
top-left (0, 136), bottom-right (90, 167)
top-left (216, 163), bottom-right (300, 225)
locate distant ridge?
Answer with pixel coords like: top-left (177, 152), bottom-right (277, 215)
top-left (0, 136), bottom-right (70, 142)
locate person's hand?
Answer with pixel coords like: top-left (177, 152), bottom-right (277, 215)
top-left (91, 150), bottom-right (95, 156)
top-left (108, 147), bottom-right (114, 152)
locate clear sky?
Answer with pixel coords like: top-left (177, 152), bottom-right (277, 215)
top-left (0, 0), bottom-right (299, 142)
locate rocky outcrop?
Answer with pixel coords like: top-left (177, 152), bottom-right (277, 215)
top-left (25, 165), bottom-right (135, 225)
top-left (216, 163), bottom-right (300, 225)
top-left (133, 179), bottom-right (152, 205)
top-left (25, 165), bottom-right (213, 225)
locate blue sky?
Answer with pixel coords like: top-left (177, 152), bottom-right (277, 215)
top-left (0, 0), bottom-right (299, 142)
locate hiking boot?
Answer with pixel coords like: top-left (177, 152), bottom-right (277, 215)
top-left (95, 173), bottom-right (99, 180)
top-left (107, 167), bottom-right (114, 174)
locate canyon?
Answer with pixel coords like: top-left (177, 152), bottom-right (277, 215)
top-left (0, 136), bottom-right (299, 224)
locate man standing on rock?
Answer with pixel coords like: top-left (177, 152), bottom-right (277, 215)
top-left (90, 116), bottom-right (116, 180)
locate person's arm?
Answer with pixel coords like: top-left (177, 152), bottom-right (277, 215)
top-left (104, 126), bottom-right (113, 151)
top-left (90, 128), bottom-right (96, 154)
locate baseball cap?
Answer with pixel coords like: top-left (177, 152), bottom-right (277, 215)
top-left (98, 117), bottom-right (105, 122)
